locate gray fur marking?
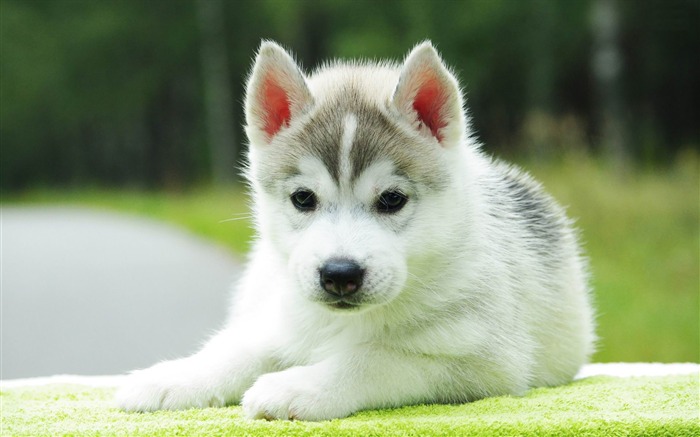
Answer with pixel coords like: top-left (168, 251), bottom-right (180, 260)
top-left (253, 83), bottom-right (449, 194)
top-left (495, 167), bottom-right (566, 256)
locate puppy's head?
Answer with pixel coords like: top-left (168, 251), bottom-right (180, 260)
top-left (244, 41), bottom-right (467, 313)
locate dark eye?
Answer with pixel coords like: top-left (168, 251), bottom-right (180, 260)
top-left (291, 189), bottom-right (317, 211)
top-left (376, 190), bottom-right (408, 213)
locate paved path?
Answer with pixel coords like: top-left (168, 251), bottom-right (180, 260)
top-left (2, 206), bottom-right (241, 379)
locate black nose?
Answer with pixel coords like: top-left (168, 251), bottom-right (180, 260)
top-left (319, 259), bottom-right (364, 297)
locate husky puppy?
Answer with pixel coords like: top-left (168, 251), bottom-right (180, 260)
top-left (116, 41), bottom-right (595, 421)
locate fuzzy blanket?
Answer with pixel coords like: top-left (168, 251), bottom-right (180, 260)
top-left (2, 363), bottom-right (698, 436)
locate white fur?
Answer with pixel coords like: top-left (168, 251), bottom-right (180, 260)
top-left (339, 113), bottom-right (358, 185)
top-left (116, 41), bottom-right (595, 421)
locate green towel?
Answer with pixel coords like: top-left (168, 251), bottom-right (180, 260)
top-left (2, 372), bottom-right (698, 436)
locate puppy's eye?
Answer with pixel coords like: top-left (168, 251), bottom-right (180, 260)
top-left (376, 190), bottom-right (408, 213)
top-left (291, 189), bottom-right (317, 211)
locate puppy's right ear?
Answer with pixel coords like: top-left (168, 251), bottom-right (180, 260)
top-left (245, 41), bottom-right (313, 146)
top-left (392, 41), bottom-right (465, 148)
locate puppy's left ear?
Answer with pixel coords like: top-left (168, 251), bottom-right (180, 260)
top-left (392, 42), bottom-right (465, 147)
top-left (245, 41), bottom-right (313, 146)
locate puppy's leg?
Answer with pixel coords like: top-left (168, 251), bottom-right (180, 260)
top-left (116, 326), bottom-right (275, 412)
top-left (242, 347), bottom-right (508, 421)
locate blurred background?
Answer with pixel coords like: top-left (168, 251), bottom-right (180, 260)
top-left (2, 0), bottom-right (698, 377)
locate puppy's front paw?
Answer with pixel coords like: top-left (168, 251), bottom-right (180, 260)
top-left (116, 358), bottom-right (226, 412)
top-left (242, 366), bottom-right (352, 421)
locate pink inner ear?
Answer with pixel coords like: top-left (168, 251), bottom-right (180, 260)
top-left (412, 75), bottom-right (447, 142)
top-left (261, 74), bottom-right (291, 137)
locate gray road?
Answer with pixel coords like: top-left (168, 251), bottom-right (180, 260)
top-left (1, 206), bottom-right (241, 379)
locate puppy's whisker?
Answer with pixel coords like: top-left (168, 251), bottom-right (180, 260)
top-left (218, 215), bottom-right (253, 224)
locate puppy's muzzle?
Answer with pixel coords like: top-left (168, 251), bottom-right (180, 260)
top-left (319, 258), bottom-right (364, 298)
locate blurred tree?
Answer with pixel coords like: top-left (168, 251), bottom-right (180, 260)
top-left (619, 0), bottom-right (700, 164)
top-left (592, 0), bottom-right (627, 167)
top-left (2, 0), bottom-right (204, 189)
top-left (197, 0), bottom-right (236, 184)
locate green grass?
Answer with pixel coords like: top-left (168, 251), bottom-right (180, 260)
top-left (4, 154), bottom-right (699, 363)
top-left (2, 374), bottom-right (699, 436)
